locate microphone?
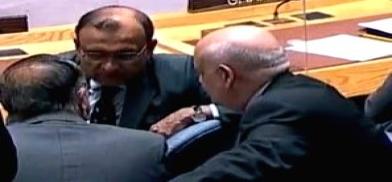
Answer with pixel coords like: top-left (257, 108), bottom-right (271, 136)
top-left (273, 0), bottom-right (291, 21)
top-left (264, 0), bottom-right (297, 24)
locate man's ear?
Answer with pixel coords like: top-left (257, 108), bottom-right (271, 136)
top-left (217, 64), bottom-right (235, 89)
top-left (146, 39), bottom-right (158, 54)
top-left (74, 38), bottom-right (80, 50)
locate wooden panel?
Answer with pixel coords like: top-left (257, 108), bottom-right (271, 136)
top-left (0, 28), bottom-right (74, 47)
top-left (301, 58), bottom-right (392, 97)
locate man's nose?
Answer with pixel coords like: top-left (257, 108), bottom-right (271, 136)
top-left (101, 59), bottom-right (118, 70)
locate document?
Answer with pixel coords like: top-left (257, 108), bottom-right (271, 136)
top-left (358, 18), bottom-right (392, 35)
top-left (286, 34), bottom-right (392, 61)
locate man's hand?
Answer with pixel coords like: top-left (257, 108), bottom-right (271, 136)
top-left (150, 105), bottom-right (212, 137)
top-left (150, 107), bottom-right (194, 137)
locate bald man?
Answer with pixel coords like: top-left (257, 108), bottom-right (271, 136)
top-left (171, 26), bottom-right (391, 181)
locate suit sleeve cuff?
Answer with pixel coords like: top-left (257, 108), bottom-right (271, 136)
top-left (209, 104), bottom-right (220, 118)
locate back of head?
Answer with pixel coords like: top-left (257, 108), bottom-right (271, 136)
top-left (75, 5), bottom-right (154, 41)
top-left (196, 26), bottom-right (289, 81)
top-left (0, 54), bottom-right (81, 120)
top-left (194, 26), bottom-right (290, 110)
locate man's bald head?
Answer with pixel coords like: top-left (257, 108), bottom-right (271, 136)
top-left (195, 26), bottom-right (289, 75)
top-left (194, 26), bottom-right (290, 110)
top-left (197, 26), bottom-right (281, 51)
top-left (75, 5), bottom-right (154, 41)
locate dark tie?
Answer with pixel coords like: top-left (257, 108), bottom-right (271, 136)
top-left (90, 87), bottom-right (119, 125)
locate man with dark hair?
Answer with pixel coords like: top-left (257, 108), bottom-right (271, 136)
top-left (171, 26), bottom-right (391, 181)
top-left (0, 113), bottom-right (17, 182)
top-left (60, 5), bottom-right (240, 174)
top-left (61, 5), bottom-right (239, 134)
top-left (3, 54), bottom-right (167, 181)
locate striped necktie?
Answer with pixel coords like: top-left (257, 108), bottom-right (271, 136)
top-left (90, 87), bottom-right (119, 125)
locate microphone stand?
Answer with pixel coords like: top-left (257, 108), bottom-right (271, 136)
top-left (264, 0), bottom-right (297, 24)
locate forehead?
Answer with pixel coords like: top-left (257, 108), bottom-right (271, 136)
top-left (194, 45), bottom-right (213, 69)
top-left (77, 15), bottom-right (146, 49)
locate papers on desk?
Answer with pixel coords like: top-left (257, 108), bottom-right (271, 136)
top-left (286, 34), bottom-right (392, 61)
top-left (358, 18), bottom-right (392, 41)
top-left (358, 18), bottom-right (392, 35)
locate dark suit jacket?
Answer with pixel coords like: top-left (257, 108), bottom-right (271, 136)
top-left (119, 54), bottom-right (212, 129)
top-left (172, 72), bottom-right (391, 181)
top-left (0, 122), bottom-right (17, 182)
top-left (7, 111), bottom-right (167, 182)
top-left (365, 74), bottom-right (392, 123)
top-left (60, 52), bottom-right (240, 175)
top-left (61, 52), bottom-right (213, 129)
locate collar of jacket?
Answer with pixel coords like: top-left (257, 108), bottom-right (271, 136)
top-left (7, 111), bottom-right (86, 125)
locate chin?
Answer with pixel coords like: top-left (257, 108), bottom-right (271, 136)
top-left (95, 78), bottom-right (126, 86)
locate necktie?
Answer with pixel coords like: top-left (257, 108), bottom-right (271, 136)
top-left (90, 87), bottom-right (119, 125)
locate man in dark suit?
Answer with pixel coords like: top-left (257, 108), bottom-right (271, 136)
top-left (0, 113), bottom-right (17, 182)
top-left (60, 5), bottom-right (239, 134)
top-left (171, 26), bottom-right (391, 181)
top-left (2, 54), bottom-right (167, 182)
top-left (60, 5), bottom-right (240, 175)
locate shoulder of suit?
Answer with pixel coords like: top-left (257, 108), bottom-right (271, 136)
top-left (256, 73), bottom-right (348, 111)
top-left (152, 53), bottom-right (193, 66)
top-left (57, 50), bottom-right (80, 64)
top-left (95, 124), bottom-right (164, 141)
top-left (151, 53), bottom-right (196, 79)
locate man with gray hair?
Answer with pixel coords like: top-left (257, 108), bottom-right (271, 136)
top-left (171, 26), bottom-right (390, 181)
top-left (3, 54), bottom-right (167, 182)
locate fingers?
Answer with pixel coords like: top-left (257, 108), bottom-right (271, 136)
top-left (150, 120), bottom-right (184, 137)
top-left (149, 107), bottom-right (196, 137)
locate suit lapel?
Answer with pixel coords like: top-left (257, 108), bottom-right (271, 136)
top-left (119, 66), bottom-right (157, 129)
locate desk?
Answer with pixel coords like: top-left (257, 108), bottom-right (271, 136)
top-left (154, 0), bottom-right (392, 97)
top-left (0, 0), bottom-right (391, 98)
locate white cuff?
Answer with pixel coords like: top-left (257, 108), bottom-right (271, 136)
top-left (386, 131), bottom-right (392, 143)
top-left (209, 104), bottom-right (220, 118)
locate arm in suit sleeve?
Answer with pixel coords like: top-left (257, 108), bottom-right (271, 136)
top-left (185, 55), bottom-right (242, 125)
top-left (1, 120), bottom-right (17, 182)
top-left (170, 100), bottom-right (308, 181)
top-left (365, 74), bottom-right (392, 123)
top-left (214, 105), bottom-right (242, 125)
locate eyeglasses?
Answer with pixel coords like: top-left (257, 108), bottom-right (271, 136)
top-left (81, 45), bottom-right (147, 62)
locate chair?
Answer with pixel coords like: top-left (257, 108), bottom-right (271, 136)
top-left (166, 119), bottom-right (222, 156)
top-left (165, 119), bottom-right (238, 176)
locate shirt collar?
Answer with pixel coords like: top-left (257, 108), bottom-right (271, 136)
top-left (89, 79), bottom-right (126, 91)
